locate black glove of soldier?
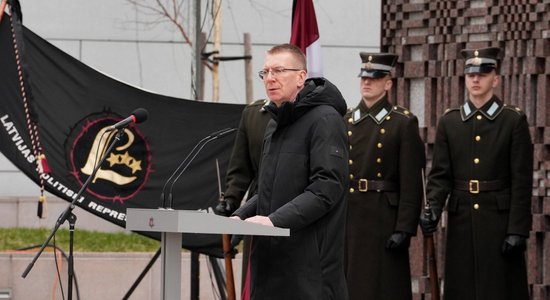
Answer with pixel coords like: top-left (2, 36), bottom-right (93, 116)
top-left (385, 231), bottom-right (411, 251)
top-left (214, 199), bottom-right (238, 217)
top-left (419, 206), bottom-right (442, 234)
top-left (501, 234), bottom-right (527, 255)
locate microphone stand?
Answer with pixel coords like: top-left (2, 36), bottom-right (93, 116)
top-left (165, 128), bottom-right (236, 209)
top-left (21, 128), bottom-right (126, 300)
top-left (159, 128), bottom-right (235, 209)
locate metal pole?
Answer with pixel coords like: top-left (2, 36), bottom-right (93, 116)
top-left (212, 0), bottom-right (221, 102)
top-left (193, 0), bottom-right (202, 101)
top-left (191, 2), bottom-right (202, 297)
top-left (243, 33), bottom-right (253, 104)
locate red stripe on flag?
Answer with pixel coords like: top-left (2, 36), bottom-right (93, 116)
top-left (290, 0), bottom-right (320, 53)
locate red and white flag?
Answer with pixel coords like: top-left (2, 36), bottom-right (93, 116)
top-left (290, 0), bottom-right (323, 78)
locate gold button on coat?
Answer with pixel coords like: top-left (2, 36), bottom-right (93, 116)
top-left (349, 174), bottom-right (354, 180)
top-left (473, 203), bottom-right (480, 209)
top-left (377, 172), bottom-right (382, 178)
top-left (475, 136), bottom-right (481, 141)
top-left (348, 131), bottom-right (353, 136)
top-left (376, 158), bottom-right (382, 163)
top-left (349, 159), bottom-right (353, 165)
top-left (349, 188), bottom-right (355, 193)
top-left (380, 128), bottom-right (385, 134)
top-left (474, 158), bottom-right (480, 164)
top-left (476, 115), bottom-right (482, 120)
top-left (348, 117), bottom-right (353, 123)
top-left (377, 143), bottom-right (383, 148)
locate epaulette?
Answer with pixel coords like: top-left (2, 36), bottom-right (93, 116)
top-left (391, 105), bottom-right (414, 118)
top-left (502, 104), bottom-right (525, 116)
top-left (443, 107), bottom-right (459, 116)
top-left (248, 99), bottom-right (268, 107)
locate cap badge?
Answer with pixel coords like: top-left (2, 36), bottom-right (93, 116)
top-left (472, 50), bottom-right (482, 65)
top-left (365, 55), bottom-right (373, 70)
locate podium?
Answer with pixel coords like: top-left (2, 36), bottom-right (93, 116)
top-left (126, 208), bottom-right (290, 300)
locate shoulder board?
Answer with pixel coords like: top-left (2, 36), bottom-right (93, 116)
top-left (248, 99), bottom-right (268, 107)
top-left (391, 105), bottom-right (414, 118)
top-left (443, 107), bottom-right (459, 116)
top-left (502, 104), bottom-right (525, 116)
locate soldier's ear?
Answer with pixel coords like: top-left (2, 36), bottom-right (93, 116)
top-left (384, 78), bottom-right (393, 91)
top-left (492, 74), bottom-right (500, 88)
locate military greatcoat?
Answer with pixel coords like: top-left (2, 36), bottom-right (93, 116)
top-left (345, 96), bottom-right (425, 300)
top-left (224, 99), bottom-right (271, 209)
top-left (427, 96), bottom-right (533, 300)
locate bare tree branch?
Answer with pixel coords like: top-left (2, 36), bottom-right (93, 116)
top-left (127, 0), bottom-right (193, 47)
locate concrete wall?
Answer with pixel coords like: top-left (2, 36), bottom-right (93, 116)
top-left (0, 197), bottom-right (123, 232)
top-left (0, 252), bottom-right (243, 300)
top-left (17, 0), bottom-right (381, 105)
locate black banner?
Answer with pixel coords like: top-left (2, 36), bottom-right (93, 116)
top-left (0, 8), bottom-right (244, 256)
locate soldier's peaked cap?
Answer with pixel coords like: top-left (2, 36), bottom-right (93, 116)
top-left (358, 52), bottom-right (398, 78)
top-left (461, 47), bottom-right (501, 74)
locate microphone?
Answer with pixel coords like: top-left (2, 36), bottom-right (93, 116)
top-left (108, 108), bottom-right (149, 131)
top-left (159, 128), bottom-right (236, 208)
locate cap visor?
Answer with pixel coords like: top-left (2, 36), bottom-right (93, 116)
top-left (358, 70), bottom-right (388, 78)
top-left (464, 65), bottom-right (496, 74)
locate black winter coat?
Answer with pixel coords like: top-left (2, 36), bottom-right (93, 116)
top-left (234, 78), bottom-right (349, 300)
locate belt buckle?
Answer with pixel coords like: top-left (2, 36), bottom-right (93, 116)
top-left (469, 180), bottom-right (480, 194)
top-left (359, 179), bottom-right (368, 192)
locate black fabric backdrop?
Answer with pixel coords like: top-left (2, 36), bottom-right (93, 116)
top-left (0, 8), bottom-right (244, 257)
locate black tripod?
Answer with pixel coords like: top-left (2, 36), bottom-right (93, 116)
top-left (21, 128), bottom-right (126, 300)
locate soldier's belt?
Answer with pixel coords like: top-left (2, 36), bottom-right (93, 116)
top-left (350, 179), bottom-right (397, 192)
top-left (453, 179), bottom-right (508, 194)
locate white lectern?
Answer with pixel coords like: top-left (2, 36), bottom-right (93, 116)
top-left (126, 208), bottom-right (290, 300)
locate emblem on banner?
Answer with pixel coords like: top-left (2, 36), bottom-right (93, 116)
top-left (66, 112), bottom-right (152, 202)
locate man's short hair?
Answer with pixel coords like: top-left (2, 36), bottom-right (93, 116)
top-left (267, 44), bottom-right (307, 70)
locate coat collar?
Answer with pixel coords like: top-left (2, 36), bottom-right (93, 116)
top-left (460, 96), bottom-right (504, 121)
top-left (351, 96), bottom-right (392, 125)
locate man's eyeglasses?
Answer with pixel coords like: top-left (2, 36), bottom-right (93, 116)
top-left (258, 68), bottom-right (302, 80)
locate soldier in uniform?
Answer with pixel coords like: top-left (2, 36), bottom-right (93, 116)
top-left (214, 98), bottom-right (271, 295)
top-left (216, 99), bottom-right (271, 216)
top-left (420, 47), bottom-right (533, 300)
top-left (345, 52), bottom-right (425, 299)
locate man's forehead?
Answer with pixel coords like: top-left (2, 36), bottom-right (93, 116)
top-left (264, 52), bottom-right (295, 65)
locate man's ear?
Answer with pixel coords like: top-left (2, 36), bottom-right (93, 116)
top-left (297, 70), bottom-right (307, 87)
top-left (492, 74), bottom-right (500, 88)
top-left (385, 78), bottom-right (393, 91)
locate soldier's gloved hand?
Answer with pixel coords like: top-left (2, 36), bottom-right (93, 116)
top-left (419, 207), bottom-right (442, 234)
top-left (214, 200), bottom-right (238, 217)
top-left (501, 234), bottom-right (527, 255)
top-left (385, 231), bottom-right (411, 251)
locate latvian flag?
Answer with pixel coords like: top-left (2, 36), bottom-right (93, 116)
top-left (290, 0), bottom-right (323, 78)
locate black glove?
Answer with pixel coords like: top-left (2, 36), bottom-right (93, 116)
top-left (501, 234), bottom-right (527, 255)
top-left (419, 206), bottom-right (441, 234)
top-left (214, 199), bottom-right (238, 217)
top-left (385, 231), bottom-right (411, 251)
